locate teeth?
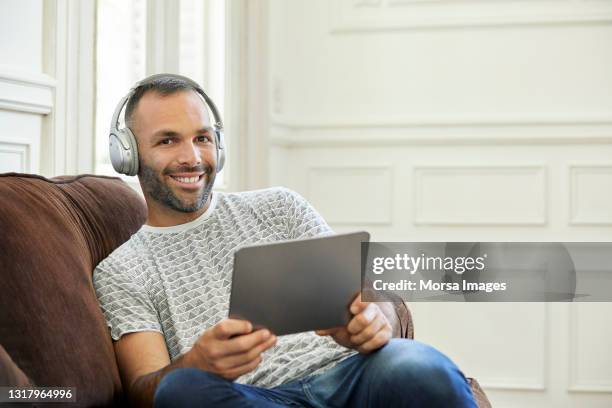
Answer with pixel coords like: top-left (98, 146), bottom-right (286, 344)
top-left (173, 176), bottom-right (199, 183)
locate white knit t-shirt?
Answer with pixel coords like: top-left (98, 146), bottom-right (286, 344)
top-left (93, 187), bottom-right (356, 387)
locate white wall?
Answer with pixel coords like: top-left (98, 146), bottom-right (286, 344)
top-left (0, 0), bottom-right (46, 173)
top-left (267, 1), bottom-right (612, 407)
top-left (0, 0), bottom-right (95, 177)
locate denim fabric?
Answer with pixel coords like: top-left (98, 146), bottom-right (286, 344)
top-left (154, 339), bottom-right (477, 408)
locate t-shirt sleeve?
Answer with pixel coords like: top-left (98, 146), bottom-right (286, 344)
top-left (282, 188), bottom-right (335, 240)
top-left (93, 260), bottom-right (162, 341)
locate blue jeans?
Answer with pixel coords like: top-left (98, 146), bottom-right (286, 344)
top-left (154, 339), bottom-right (477, 408)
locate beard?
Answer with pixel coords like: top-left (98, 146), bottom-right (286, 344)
top-left (139, 160), bottom-right (216, 213)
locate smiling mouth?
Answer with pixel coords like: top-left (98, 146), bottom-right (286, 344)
top-left (168, 174), bottom-right (205, 186)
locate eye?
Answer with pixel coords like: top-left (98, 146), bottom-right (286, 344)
top-left (160, 138), bottom-right (174, 145)
top-left (197, 135), bottom-right (212, 143)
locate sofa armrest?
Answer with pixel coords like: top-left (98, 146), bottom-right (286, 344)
top-left (392, 301), bottom-right (414, 339)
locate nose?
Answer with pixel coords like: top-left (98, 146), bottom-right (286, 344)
top-left (177, 140), bottom-right (202, 167)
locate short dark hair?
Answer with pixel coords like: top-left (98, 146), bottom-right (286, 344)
top-left (125, 76), bottom-right (201, 129)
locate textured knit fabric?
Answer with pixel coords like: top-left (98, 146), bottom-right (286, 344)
top-left (93, 187), bottom-right (357, 388)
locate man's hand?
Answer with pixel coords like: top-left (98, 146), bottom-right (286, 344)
top-left (186, 319), bottom-right (277, 380)
top-left (315, 294), bottom-right (392, 354)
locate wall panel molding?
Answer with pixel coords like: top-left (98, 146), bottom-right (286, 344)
top-left (272, 114), bottom-right (612, 129)
top-left (478, 304), bottom-right (549, 391)
top-left (412, 303), bottom-right (550, 392)
top-left (0, 67), bottom-right (55, 114)
top-left (568, 305), bottom-right (612, 393)
top-left (269, 116), bottom-right (612, 147)
top-left (0, 142), bottom-right (30, 173)
top-left (330, 0), bottom-right (612, 32)
top-left (569, 165), bottom-right (612, 226)
top-left (413, 165), bottom-right (547, 226)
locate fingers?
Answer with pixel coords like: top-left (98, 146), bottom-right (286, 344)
top-left (317, 293), bottom-right (369, 337)
top-left (330, 327), bottom-right (352, 348)
top-left (349, 293), bottom-right (368, 315)
top-left (347, 303), bottom-right (379, 334)
top-left (315, 327), bottom-right (341, 336)
top-left (218, 328), bottom-right (274, 357)
top-left (345, 303), bottom-right (392, 353)
top-left (349, 313), bottom-right (387, 345)
top-left (189, 320), bottom-right (278, 379)
top-left (356, 329), bottom-right (391, 354)
top-left (211, 334), bottom-right (277, 372)
top-left (206, 320), bottom-right (272, 361)
top-left (213, 319), bottom-right (253, 340)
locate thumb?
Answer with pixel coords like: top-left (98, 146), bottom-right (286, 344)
top-left (350, 293), bottom-right (368, 315)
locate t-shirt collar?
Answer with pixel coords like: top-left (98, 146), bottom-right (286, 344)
top-left (140, 191), bottom-right (219, 234)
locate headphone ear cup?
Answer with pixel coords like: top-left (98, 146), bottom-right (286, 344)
top-left (109, 128), bottom-right (139, 176)
top-left (109, 133), bottom-right (125, 174)
top-left (124, 128), bottom-right (139, 176)
top-left (215, 130), bottom-right (225, 172)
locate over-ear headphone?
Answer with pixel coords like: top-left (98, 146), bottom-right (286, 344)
top-left (109, 73), bottom-right (226, 176)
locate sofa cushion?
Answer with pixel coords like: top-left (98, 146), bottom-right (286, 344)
top-left (0, 173), bottom-right (146, 406)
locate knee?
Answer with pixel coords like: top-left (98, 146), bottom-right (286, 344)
top-left (367, 339), bottom-right (472, 403)
top-left (154, 368), bottom-right (228, 408)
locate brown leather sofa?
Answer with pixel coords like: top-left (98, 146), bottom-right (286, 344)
top-left (0, 173), bottom-right (491, 407)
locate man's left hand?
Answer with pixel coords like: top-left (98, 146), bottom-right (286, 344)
top-left (315, 294), bottom-right (392, 354)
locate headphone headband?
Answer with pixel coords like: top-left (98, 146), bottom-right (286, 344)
top-left (110, 73), bottom-right (224, 136)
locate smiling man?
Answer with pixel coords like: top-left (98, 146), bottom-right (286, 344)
top-left (93, 74), bottom-right (477, 408)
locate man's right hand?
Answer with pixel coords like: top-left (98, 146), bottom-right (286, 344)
top-left (185, 319), bottom-right (277, 380)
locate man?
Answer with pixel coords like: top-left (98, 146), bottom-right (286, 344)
top-left (93, 74), bottom-right (476, 408)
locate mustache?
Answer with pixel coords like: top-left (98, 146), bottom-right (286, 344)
top-left (162, 164), bottom-right (213, 176)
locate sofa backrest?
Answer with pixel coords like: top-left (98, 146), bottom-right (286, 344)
top-left (0, 173), bottom-right (147, 407)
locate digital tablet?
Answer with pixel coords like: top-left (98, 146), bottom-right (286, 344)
top-left (228, 231), bottom-right (370, 336)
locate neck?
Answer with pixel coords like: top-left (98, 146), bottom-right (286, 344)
top-left (144, 193), bottom-right (212, 227)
